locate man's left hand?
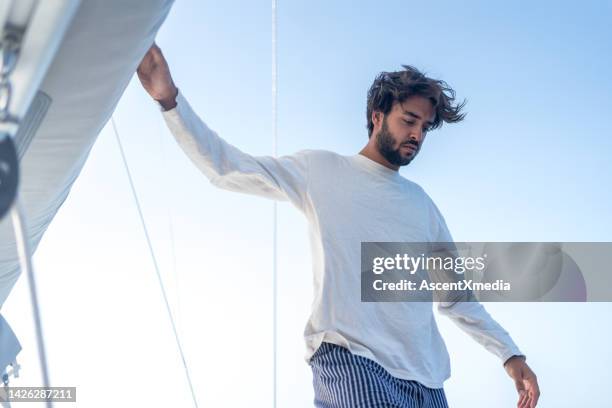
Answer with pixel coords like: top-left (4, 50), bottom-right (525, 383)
top-left (504, 356), bottom-right (540, 408)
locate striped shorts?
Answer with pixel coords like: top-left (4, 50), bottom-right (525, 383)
top-left (309, 342), bottom-right (449, 408)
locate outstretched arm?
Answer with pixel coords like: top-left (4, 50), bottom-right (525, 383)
top-left (429, 197), bottom-right (540, 407)
top-left (437, 302), bottom-right (539, 407)
top-left (136, 44), bottom-right (310, 210)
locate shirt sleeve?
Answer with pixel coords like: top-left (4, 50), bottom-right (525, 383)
top-left (436, 301), bottom-right (525, 365)
top-left (429, 196), bottom-right (526, 365)
top-left (160, 91), bottom-right (310, 212)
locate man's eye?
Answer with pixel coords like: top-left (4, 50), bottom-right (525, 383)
top-left (405, 120), bottom-right (430, 133)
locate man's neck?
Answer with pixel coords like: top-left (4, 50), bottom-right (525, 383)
top-left (358, 145), bottom-right (400, 171)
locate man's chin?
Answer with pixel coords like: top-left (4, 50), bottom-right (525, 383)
top-left (398, 159), bottom-right (413, 167)
top-left (379, 149), bottom-right (415, 167)
top-left (388, 156), bottom-right (413, 167)
top-left (397, 152), bottom-right (415, 166)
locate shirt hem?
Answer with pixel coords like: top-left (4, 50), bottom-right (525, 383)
top-left (306, 333), bottom-right (449, 389)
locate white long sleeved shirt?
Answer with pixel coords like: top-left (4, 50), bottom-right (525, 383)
top-left (161, 92), bottom-right (524, 388)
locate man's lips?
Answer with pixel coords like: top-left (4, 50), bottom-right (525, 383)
top-left (401, 143), bottom-right (418, 152)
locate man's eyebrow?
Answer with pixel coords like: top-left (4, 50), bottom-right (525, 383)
top-left (403, 110), bottom-right (434, 126)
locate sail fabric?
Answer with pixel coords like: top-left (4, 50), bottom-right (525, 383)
top-left (0, 0), bottom-right (175, 308)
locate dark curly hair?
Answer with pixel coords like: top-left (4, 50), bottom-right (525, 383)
top-left (366, 65), bottom-right (467, 137)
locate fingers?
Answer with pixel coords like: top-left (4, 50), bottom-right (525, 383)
top-left (521, 391), bottom-right (538, 408)
top-left (510, 363), bottom-right (539, 408)
top-left (137, 43), bottom-right (165, 77)
top-left (147, 42), bottom-right (160, 53)
top-left (529, 380), bottom-right (540, 407)
top-left (518, 376), bottom-right (539, 408)
top-left (140, 43), bottom-right (162, 64)
top-left (517, 390), bottom-right (529, 408)
top-left (149, 42), bottom-right (165, 61)
top-left (515, 377), bottom-right (529, 408)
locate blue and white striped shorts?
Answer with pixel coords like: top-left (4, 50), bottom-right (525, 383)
top-left (309, 342), bottom-right (449, 408)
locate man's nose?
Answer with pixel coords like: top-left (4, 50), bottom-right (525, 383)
top-left (409, 131), bottom-right (423, 144)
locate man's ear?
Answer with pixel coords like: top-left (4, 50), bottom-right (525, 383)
top-left (372, 111), bottom-right (383, 130)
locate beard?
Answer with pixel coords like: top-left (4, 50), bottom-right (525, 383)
top-left (376, 117), bottom-right (418, 167)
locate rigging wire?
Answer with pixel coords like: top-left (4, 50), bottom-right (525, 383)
top-left (110, 117), bottom-right (199, 408)
top-left (271, 0), bottom-right (279, 407)
top-left (157, 117), bottom-right (182, 340)
top-left (11, 202), bottom-right (52, 408)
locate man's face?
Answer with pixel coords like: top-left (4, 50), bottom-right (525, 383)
top-left (374, 96), bottom-right (436, 167)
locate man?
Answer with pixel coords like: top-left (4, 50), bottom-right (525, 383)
top-left (137, 43), bottom-right (540, 407)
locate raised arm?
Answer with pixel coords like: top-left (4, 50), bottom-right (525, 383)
top-left (136, 44), bottom-right (310, 210)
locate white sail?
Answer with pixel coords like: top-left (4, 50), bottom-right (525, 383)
top-left (0, 0), bottom-right (175, 308)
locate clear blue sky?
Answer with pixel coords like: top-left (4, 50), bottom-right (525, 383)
top-left (4, 1), bottom-right (611, 407)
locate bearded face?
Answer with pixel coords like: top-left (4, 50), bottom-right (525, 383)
top-left (373, 97), bottom-right (435, 168)
top-left (375, 115), bottom-right (421, 167)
